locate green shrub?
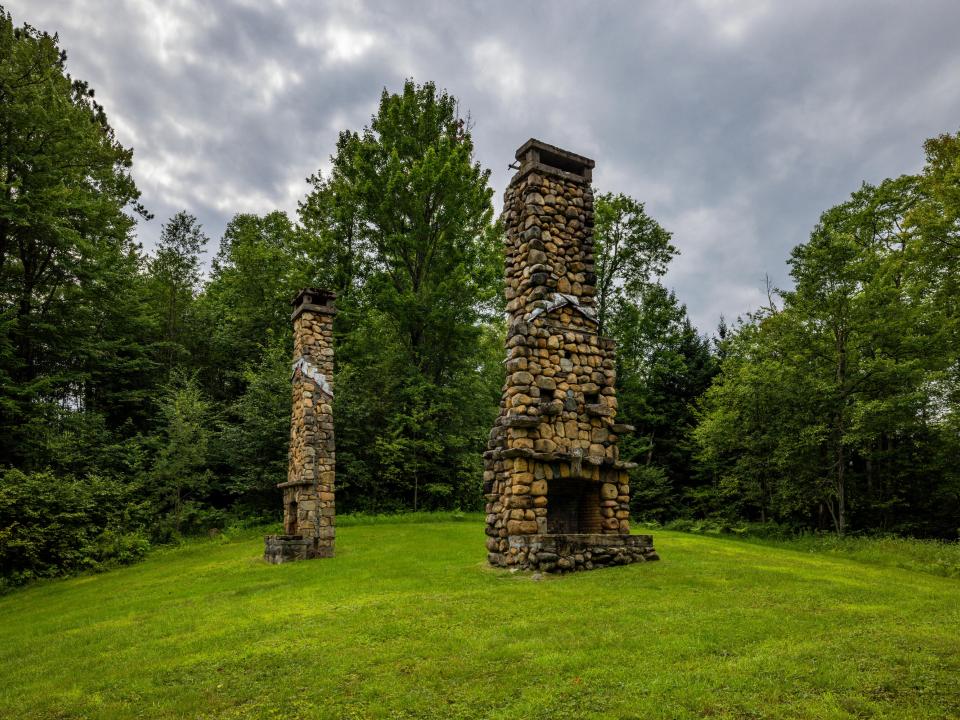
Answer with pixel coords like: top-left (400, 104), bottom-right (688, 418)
top-left (0, 469), bottom-right (150, 590)
top-left (629, 465), bottom-right (675, 523)
top-left (663, 517), bottom-right (697, 533)
top-left (336, 510), bottom-right (480, 526)
top-left (662, 518), bottom-right (960, 578)
top-left (767, 534), bottom-right (960, 579)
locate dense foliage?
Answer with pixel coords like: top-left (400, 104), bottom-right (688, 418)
top-left (298, 81), bottom-right (503, 512)
top-left (0, 468), bottom-right (149, 590)
top-left (0, 6), bottom-right (958, 586)
top-left (590, 194), bottom-right (717, 522)
top-left (693, 135), bottom-right (960, 537)
top-left (0, 15), bottom-right (512, 585)
top-left (0, 10), bottom-right (150, 468)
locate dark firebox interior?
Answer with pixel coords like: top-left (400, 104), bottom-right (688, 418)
top-left (285, 500), bottom-right (298, 535)
top-left (546, 477), bottom-right (602, 534)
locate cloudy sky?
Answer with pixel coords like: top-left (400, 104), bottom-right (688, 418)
top-left (8, 1), bottom-right (960, 332)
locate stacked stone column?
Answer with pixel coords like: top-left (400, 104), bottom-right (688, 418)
top-left (483, 139), bottom-right (657, 573)
top-left (264, 288), bottom-right (337, 563)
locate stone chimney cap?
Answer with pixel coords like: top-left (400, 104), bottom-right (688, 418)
top-left (292, 287), bottom-right (337, 308)
top-left (514, 139), bottom-right (594, 182)
top-left (291, 287), bottom-right (337, 320)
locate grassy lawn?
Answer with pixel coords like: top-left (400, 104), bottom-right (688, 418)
top-left (1, 521), bottom-right (958, 719)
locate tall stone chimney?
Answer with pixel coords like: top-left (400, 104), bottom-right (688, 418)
top-left (264, 288), bottom-right (337, 563)
top-left (483, 139), bottom-right (658, 572)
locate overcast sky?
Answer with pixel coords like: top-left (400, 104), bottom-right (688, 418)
top-left (8, 0), bottom-right (960, 333)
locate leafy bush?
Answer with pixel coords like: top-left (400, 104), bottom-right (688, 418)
top-left (0, 469), bottom-right (150, 590)
top-left (336, 510), bottom-right (480, 526)
top-left (662, 518), bottom-right (801, 539)
top-left (661, 518), bottom-right (960, 578)
top-left (629, 465), bottom-right (675, 523)
top-left (767, 534), bottom-right (960, 579)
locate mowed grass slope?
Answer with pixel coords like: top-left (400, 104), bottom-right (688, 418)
top-left (1, 522), bottom-right (958, 720)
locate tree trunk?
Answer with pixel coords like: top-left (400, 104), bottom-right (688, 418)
top-left (834, 324), bottom-right (848, 536)
top-left (836, 439), bottom-right (846, 536)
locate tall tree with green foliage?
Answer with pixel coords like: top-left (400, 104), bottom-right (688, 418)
top-left (695, 132), bottom-right (960, 536)
top-left (610, 284), bottom-right (715, 521)
top-left (590, 192), bottom-right (713, 521)
top-left (148, 372), bottom-right (214, 538)
top-left (146, 211), bottom-right (208, 378)
top-left (299, 80), bottom-right (502, 511)
top-left (320, 80), bottom-right (499, 375)
top-left (214, 337), bottom-right (292, 512)
top-left (593, 192), bottom-right (676, 335)
top-left (0, 9), bottom-right (150, 468)
top-left (198, 211), bottom-right (307, 399)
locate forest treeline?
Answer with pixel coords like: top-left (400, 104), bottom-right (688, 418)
top-left (1, 10), bottom-right (958, 587)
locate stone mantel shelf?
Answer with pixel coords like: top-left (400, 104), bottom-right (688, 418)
top-left (482, 446), bottom-right (638, 471)
top-left (500, 415), bottom-right (541, 428)
top-left (512, 533), bottom-right (653, 544)
top-left (500, 410), bottom-right (621, 427)
top-left (585, 403), bottom-right (615, 418)
top-left (276, 479), bottom-right (318, 489)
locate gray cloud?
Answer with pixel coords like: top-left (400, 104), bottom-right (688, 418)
top-left (8, 0), bottom-right (960, 333)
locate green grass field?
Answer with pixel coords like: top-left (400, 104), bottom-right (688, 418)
top-left (1, 520), bottom-right (958, 719)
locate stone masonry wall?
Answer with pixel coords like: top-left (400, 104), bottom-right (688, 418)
top-left (483, 140), bottom-right (658, 572)
top-left (264, 289), bottom-right (336, 564)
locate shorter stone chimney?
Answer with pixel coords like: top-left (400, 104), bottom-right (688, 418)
top-left (264, 288), bottom-right (337, 563)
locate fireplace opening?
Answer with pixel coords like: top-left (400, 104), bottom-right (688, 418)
top-left (285, 500), bottom-right (298, 535)
top-left (546, 479), bottom-right (602, 534)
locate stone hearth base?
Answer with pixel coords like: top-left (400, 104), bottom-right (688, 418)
top-left (263, 534), bottom-right (334, 564)
top-left (489, 533), bottom-right (658, 573)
